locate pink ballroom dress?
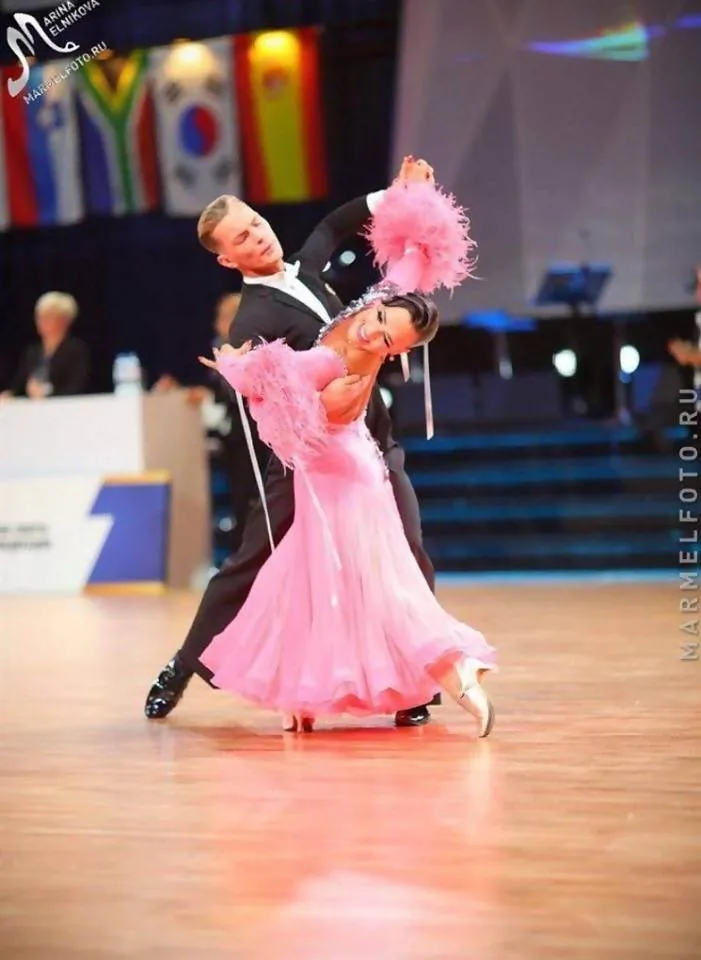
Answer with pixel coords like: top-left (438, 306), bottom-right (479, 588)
top-left (199, 339), bottom-right (497, 718)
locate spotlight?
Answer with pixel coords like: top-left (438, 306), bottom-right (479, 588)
top-left (498, 357), bottom-right (513, 379)
top-left (167, 41), bottom-right (215, 78)
top-left (553, 349), bottom-right (577, 378)
top-left (252, 31), bottom-right (298, 61)
top-left (619, 344), bottom-right (640, 375)
top-left (338, 250), bottom-right (356, 266)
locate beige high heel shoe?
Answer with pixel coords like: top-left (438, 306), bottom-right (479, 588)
top-left (282, 714), bottom-right (315, 733)
top-left (455, 660), bottom-right (495, 738)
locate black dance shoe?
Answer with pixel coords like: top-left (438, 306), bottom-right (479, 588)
top-left (394, 705), bottom-right (431, 727)
top-left (144, 652), bottom-right (193, 719)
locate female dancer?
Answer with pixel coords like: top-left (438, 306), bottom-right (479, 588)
top-left (198, 181), bottom-right (498, 737)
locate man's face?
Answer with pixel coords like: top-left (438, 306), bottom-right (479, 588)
top-left (212, 200), bottom-right (283, 276)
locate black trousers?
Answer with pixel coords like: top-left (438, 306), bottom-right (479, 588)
top-left (180, 445), bottom-right (435, 683)
top-left (219, 434), bottom-right (270, 554)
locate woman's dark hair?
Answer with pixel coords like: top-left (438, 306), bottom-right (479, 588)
top-left (382, 292), bottom-right (439, 346)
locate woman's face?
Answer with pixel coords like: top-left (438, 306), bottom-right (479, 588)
top-left (347, 303), bottom-right (420, 359)
top-left (35, 308), bottom-right (70, 342)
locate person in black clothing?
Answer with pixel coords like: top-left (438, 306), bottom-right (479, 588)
top-left (207, 293), bottom-right (270, 553)
top-left (144, 156), bottom-right (438, 728)
top-left (153, 292), bottom-right (269, 553)
top-left (0, 292), bottom-right (89, 401)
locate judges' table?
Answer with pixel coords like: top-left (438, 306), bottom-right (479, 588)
top-left (0, 393), bottom-right (211, 593)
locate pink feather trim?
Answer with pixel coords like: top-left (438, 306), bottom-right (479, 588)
top-left (364, 180), bottom-right (476, 294)
top-left (216, 339), bottom-right (344, 469)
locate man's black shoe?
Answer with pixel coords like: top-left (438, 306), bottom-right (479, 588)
top-left (144, 652), bottom-right (193, 719)
top-left (394, 705), bottom-right (431, 727)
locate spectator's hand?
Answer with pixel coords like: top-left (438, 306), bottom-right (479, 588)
top-left (184, 386), bottom-right (212, 407)
top-left (26, 377), bottom-right (50, 400)
top-left (0, 390), bottom-right (12, 404)
top-left (152, 374), bottom-right (180, 393)
top-left (668, 339), bottom-right (698, 366)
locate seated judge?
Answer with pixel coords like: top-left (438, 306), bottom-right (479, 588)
top-left (0, 292), bottom-right (90, 401)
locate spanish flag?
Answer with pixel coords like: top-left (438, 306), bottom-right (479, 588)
top-left (234, 27), bottom-right (328, 204)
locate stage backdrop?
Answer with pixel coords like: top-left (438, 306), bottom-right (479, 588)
top-left (393, 0), bottom-right (701, 318)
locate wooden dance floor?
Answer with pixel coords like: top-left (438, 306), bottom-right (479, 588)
top-left (1, 581), bottom-right (699, 959)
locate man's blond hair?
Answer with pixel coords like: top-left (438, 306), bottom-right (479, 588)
top-left (197, 195), bottom-right (238, 253)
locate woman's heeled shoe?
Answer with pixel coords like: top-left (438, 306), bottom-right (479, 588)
top-left (282, 714), bottom-right (315, 733)
top-left (455, 660), bottom-right (495, 738)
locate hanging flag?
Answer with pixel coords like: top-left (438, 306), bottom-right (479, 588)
top-left (0, 95), bottom-right (8, 232)
top-left (150, 37), bottom-right (241, 217)
top-left (234, 27), bottom-right (328, 205)
top-left (0, 62), bottom-right (83, 228)
top-left (76, 49), bottom-right (159, 216)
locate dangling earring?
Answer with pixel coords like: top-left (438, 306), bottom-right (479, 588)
top-left (400, 353), bottom-right (410, 382)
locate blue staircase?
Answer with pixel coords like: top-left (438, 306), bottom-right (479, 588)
top-left (209, 421), bottom-right (688, 573)
top-left (402, 422), bottom-right (687, 573)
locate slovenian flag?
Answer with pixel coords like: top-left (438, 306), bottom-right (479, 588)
top-left (76, 49), bottom-right (160, 216)
top-left (234, 27), bottom-right (328, 205)
top-left (0, 62), bottom-right (83, 229)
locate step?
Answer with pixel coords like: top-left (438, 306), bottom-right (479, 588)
top-left (418, 496), bottom-right (680, 534)
top-left (420, 494), bottom-right (675, 523)
top-left (402, 424), bottom-right (686, 459)
top-left (424, 530), bottom-right (677, 561)
top-left (410, 455), bottom-right (677, 491)
top-left (429, 554), bottom-right (674, 573)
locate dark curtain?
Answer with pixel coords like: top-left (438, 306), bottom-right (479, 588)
top-left (0, 0), bottom-right (400, 392)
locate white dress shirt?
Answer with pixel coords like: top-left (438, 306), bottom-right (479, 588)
top-left (241, 191), bottom-right (387, 325)
top-left (243, 260), bottom-right (331, 324)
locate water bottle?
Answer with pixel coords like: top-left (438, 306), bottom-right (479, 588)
top-left (112, 352), bottom-right (143, 396)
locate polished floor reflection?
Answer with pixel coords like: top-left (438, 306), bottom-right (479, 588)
top-left (1, 581), bottom-right (698, 959)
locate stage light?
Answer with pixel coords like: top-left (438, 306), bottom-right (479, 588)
top-left (338, 250), bottom-right (356, 266)
top-left (620, 344), bottom-right (640, 375)
top-left (380, 387), bottom-right (394, 409)
top-left (167, 41), bottom-right (214, 78)
top-left (251, 30), bottom-right (298, 65)
top-left (553, 349), bottom-right (577, 377)
top-left (498, 357), bottom-right (513, 379)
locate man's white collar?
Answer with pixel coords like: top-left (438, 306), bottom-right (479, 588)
top-left (243, 260), bottom-right (300, 285)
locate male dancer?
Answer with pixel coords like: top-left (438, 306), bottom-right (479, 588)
top-left (144, 157), bottom-right (437, 727)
